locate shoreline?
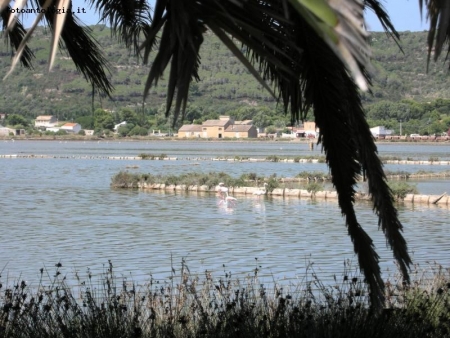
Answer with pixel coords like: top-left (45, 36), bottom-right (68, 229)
top-left (2, 135), bottom-right (450, 145)
top-left (115, 182), bottom-right (450, 207)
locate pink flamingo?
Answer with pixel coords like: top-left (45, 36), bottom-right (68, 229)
top-left (219, 191), bottom-right (237, 208)
top-left (216, 182), bottom-right (229, 198)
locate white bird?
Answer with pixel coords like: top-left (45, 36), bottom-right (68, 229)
top-left (253, 183), bottom-right (268, 197)
top-left (219, 191), bottom-right (237, 208)
top-left (216, 182), bottom-right (229, 198)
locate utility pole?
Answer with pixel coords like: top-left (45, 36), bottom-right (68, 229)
top-left (399, 119), bottom-right (402, 136)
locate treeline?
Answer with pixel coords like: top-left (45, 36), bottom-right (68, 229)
top-left (365, 99), bottom-right (450, 135)
top-left (1, 26), bottom-right (450, 135)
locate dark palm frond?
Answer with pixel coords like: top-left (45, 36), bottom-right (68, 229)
top-left (421, 0), bottom-right (450, 70)
top-left (36, 0), bottom-right (113, 96)
top-left (141, 0), bottom-right (206, 122)
top-left (0, 7), bottom-right (34, 68)
top-left (140, 0), bottom-right (167, 64)
top-left (344, 67), bottom-right (412, 287)
top-left (364, 0), bottom-right (402, 51)
top-left (293, 21), bottom-right (385, 309)
top-left (88, 0), bottom-right (151, 55)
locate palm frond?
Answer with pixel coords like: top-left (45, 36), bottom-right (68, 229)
top-left (364, 0), bottom-right (402, 50)
top-left (288, 0), bottom-right (371, 91)
top-left (88, 0), bottom-right (151, 55)
top-left (37, 0), bottom-right (114, 96)
top-left (0, 7), bottom-right (34, 68)
top-left (0, 0), bottom-right (10, 12)
top-left (292, 21), bottom-right (385, 309)
top-left (48, 0), bottom-right (70, 70)
top-left (2, 0), bottom-right (54, 80)
top-left (345, 70), bottom-right (412, 287)
top-left (421, 0), bottom-right (450, 69)
top-left (141, 0), bottom-right (206, 122)
top-left (6, 0), bottom-right (27, 31)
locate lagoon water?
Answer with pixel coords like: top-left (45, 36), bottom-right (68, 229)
top-left (0, 140), bottom-right (449, 289)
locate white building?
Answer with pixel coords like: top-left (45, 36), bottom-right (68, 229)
top-left (61, 123), bottom-right (82, 133)
top-left (35, 115), bottom-right (58, 128)
top-left (370, 126), bottom-right (393, 137)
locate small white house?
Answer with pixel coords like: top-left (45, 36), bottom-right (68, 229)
top-left (60, 123), bottom-right (82, 133)
top-left (370, 126), bottom-right (393, 137)
top-left (35, 115), bottom-right (58, 128)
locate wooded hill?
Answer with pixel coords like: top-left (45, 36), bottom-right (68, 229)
top-left (0, 26), bottom-right (450, 135)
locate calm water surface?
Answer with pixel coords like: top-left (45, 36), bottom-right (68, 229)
top-left (0, 140), bottom-right (449, 288)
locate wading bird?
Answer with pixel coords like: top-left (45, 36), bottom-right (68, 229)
top-left (219, 191), bottom-right (237, 208)
top-left (216, 182), bottom-right (228, 198)
top-left (253, 183), bottom-right (268, 197)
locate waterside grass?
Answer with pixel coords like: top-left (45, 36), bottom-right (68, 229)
top-left (111, 171), bottom-right (449, 199)
top-left (1, 261), bottom-right (449, 338)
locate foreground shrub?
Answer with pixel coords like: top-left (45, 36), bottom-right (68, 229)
top-left (1, 261), bottom-right (449, 338)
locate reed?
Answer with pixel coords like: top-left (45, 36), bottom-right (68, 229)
top-left (1, 261), bottom-right (449, 338)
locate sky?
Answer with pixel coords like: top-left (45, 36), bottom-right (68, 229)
top-left (365, 0), bottom-right (427, 32)
top-left (17, 0), bottom-right (428, 32)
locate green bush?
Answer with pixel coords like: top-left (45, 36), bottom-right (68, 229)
top-left (388, 181), bottom-right (418, 200)
top-left (305, 181), bottom-right (324, 195)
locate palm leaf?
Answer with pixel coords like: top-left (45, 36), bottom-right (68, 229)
top-left (37, 0), bottom-right (113, 96)
top-left (2, 0), bottom-right (53, 79)
top-left (421, 0), bottom-right (450, 69)
top-left (48, 0), bottom-right (70, 70)
top-left (88, 0), bottom-right (151, 56)
top-left (0, 8), bottom-right (34, 69)
top-left (6, 0), bottom-right (27, 31)
top-left (364, 0), bottom-right (401, 47)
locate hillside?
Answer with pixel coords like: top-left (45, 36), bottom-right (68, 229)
top-left (0, 26), bottom-right (449, 121)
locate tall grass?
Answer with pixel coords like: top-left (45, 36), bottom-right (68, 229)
top-left (1, 261), bottom-right (449, 337)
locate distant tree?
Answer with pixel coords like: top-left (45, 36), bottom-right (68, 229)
top-left (76, 116), bottom-right (94, 130)
top-left (119, 108), bottom-right (139, 126)
top-left (128, 126), bottom-right (149, 136)
top-left (6, 114), bottom-right (29, 127)
top-left (94, 109), bottom-right (114, 131)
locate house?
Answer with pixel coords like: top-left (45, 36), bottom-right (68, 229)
top-left (178, 115), bottom-right (258, 139)
top-left (0, 125), bottom-right (24, 136)
top-left (0, 113), bottom-right (6, 121)
top-left (304, 121), bottom-right (319, 138)
top-left (35, 115), bottom-right (57, 128)
top-left (223, 124), bottom-right (258, 138)
top-left (177, 124), bottom-right (203, 138)
top-left (370, 126), bottom-right (393, 137)
top-left (60, 123), bottom-right (82, 133)
top-left (200, 116), bottom-right (234, 138)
